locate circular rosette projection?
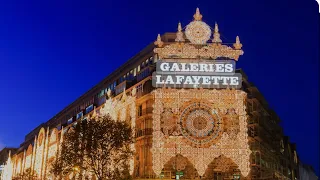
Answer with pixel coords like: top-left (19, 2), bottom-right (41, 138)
top-left (185, 21), bottom-right (212, 45)
top-left (179, 102), bottom-right (222, 147)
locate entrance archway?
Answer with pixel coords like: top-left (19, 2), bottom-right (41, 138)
top-left (160, 154), bottom-right (200, 179)
top-left (202, 155), bottom-right (243, 180)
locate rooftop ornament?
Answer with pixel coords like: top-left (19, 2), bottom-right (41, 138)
top-left (154, 8), bottom-right (244, 60)
top-left (212, 23), bottom-right (222, 43)
top-left (233, 36), bottom-right (242, 50)
top-left (154, 34), bottom-right (164, 48)
top-left (175, 22), bottom-right (185, 43)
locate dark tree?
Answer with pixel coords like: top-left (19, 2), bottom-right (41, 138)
top-left (50, 115), bottom-right (134, 180)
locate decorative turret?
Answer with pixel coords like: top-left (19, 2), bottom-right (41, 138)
top-left (154, 34), bottom-right (164, 47)
top-left (212, 23), bottom-right (222, 43)
top-left (175, 22), bottom-right (185, 42)
top-left (154, 8), bottom-right (244, 60)
top-left (233, 36), bottom-right (242, 50)
top-left (185, 8), bottom-right (211, 44)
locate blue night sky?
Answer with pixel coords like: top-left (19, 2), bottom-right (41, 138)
top-left (0, 0), bottom-right (319, 175)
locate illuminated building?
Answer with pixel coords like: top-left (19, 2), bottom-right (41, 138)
top-left (1, 8), bottom-right (316, 180)
top-left (0, 148), bottom-right (17, 179)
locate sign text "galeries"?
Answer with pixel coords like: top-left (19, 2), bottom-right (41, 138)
top-left (152, 60), bottom-right (242, 89)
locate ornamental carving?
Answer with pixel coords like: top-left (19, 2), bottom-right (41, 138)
top-left (154, 43), bottom-right (244, 60)
top-left (50, 128), bottom-right (58, 143)
top-left (185, 20), bottom-right (211, 45)
top-left (160, 108), bottom-right (179, 136)
top-left (179, 101), bottom-right (222, 148)
top-left (211, 155), bottom-right (238, 172)
top-left (154, 8), bottom-right (244, 61)
top-left (152, 88), bottom-right (251, 177)
top-left (172, 155), bottom-right (188, 171)
top-left (26, 144), bottom-right (33, 155)
top-left (34, 128), bottom-right (46, 178)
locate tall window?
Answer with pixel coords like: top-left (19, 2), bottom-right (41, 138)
top-left (98, 89), bottom-right (105, 98)
top-left (113, 82), bottom-right (117, 89)
top-left (67, 118), bottom-right (73, 125)
top-left (76, 112), bottom-right (83, 119)
top-left (86, 105), bottom-right (93, 114)
top-left (149, 56), bottom-right (153, 64)
top-left (137, 84), bottom-right (143, 97)
top-left (138, 105), bottom-right (143, 117)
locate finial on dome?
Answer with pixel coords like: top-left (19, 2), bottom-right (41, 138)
top-left (175, 22), bottom-right (185, 42)
top-left (154, 34), bottom-right (164, 47)
top-left (214, 22), bottom-right (219, 32)
top-left (193, 8), bottom-right (203, 21)
top-left (233, 36), bottom-right (242, 50)
top-left (212, 22), bottom-right (222, 43)
top-left (178, 22), bottom-right (182, 32)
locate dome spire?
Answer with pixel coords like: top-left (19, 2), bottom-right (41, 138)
top-left (175, 22), bottom-right (185, 42)
top-left (193, 8), bottom-right (203, 21)
top-left (233, 36), bottom-right (242, 50)
top-left (154, 34), bottom-right (164, 47)
top-left (212, 22), bottom-right (222, 43)
top-left (178, 22), bottom-right (182, 31)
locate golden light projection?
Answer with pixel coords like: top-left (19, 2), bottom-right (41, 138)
top-left (24, 155), bottom-right (31, 169)
top-left (185, 8), bottom-right (211, 44)
top-left (15, 159), bottom-right (21, 176)
top-left (34, 128), bottom-right (46, 178)
top-left (1, 151), bottom-right (13, 180)
top-left (2, 7), bottom-right (263, 180)
top-left (24, 145), bottom-right (33, 169)
top-left (154, 43), bottom-right (244, 61)
top-left (41, 127), bottom-right (50, 179)
top-left (151, 8), bottom-right (251, 178)
top-left (100, 88), bottom-right (136, 174)
top-left (48, 128), bottom-right (58, 159)
top-left (154, 8), bottom-right (243, 61)
top-left (152, 88), bottom-right (251, 177)
top-left (179, 101), bottom-right (222, 148)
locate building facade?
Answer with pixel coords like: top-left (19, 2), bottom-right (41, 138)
top-left (0, 148), bottom-right (17, 179)
top-left (1, 8), bottom-right (316, 180)
top-left (299, 162), bottom-right (318, 180)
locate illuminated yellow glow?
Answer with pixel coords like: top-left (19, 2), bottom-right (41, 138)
top-left (152, 88), bottom-right (251, 177)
